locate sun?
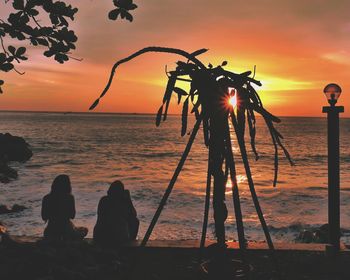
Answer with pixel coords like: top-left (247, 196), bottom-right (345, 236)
top-left (228, 88), bottom-right (237, 108)
top-left (229, 96), bottom-right (236, 107)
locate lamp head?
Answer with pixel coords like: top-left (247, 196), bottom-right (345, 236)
top-left (323, 83), bottom-right (342, 106)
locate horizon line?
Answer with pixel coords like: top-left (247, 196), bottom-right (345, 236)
top-left (0, 109), bottom-right (347, 119)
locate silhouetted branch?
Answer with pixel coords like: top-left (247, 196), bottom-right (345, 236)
top-left (89, 46), bottom-right (208, 110)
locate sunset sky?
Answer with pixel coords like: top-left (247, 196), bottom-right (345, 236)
top-left (0, 0), bottom-right (349, 116)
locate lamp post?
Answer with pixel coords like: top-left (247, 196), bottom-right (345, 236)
top-left (322, 83), bottom-right (344, 252)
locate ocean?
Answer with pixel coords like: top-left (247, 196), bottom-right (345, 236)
top-left (0, 112), bottom-right (349, 243)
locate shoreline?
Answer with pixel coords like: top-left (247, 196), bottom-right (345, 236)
top-left (7, 235), bottom-right (350, 252)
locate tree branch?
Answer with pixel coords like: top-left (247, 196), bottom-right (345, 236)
top-left (89, 46), bottom-right (208, 110)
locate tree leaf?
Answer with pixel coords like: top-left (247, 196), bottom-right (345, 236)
top-left (221, 61), bottom-right (228, 66)
top-left (173, 87), bottom-right (187, 96)
top-left (177, 93), bottom-right (182, 105)
top-left (129, 3), bottom-right (138, 10)
top-left (108, 9), bottom-right (120, 20)
top-left (191, 100), bottom-right (201, 113)
top-left (0, 53), bottom-right (7, 63)
top-left (163, 98), bottom-right (170, 121)
top-left (125, 11), bottom-right (133, 22)
top-left (43, 50), bottom-right (54, 57)
top-left (120, 9), bottom-right (127, 19)
top-left (181, 98), bottom-right (189, 136)
top-left (8, 45), bottom-right (16, 55)
top-left (15, 47), bottom-right (26, 57)
top-left (174, 87), bottom-right (188, 104)
top-left (240, 71), bottom-right (252, 77)
top-left (54, 53), bottom-right (69, 63)
top-left (0, 63), bottom-right (14, 72)
top-left (156, 105), bottom-right (163, 126)
top-left (162, 75), bottom-right (176, 103)
top-left (13, 0), bottom-right (24, 10)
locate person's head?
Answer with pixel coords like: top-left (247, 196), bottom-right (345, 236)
top-left (107, 180), bottom-right (124, 198)
top-left (51, 174), bottom-right (72, 195)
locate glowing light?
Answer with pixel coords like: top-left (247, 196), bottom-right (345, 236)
top-left (228, 87), bottom-right (237, 108)
top-left (229, 96), bottom-right (236, 107)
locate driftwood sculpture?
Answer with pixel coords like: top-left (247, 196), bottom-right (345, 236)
top-left (90, 46), bottom-right (293, 264)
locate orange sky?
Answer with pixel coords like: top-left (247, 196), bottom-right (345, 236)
top-left (0, 0), bottom-right (349, 116)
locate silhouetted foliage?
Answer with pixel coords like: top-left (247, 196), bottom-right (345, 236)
top-left (0, 0), bottom-right (138, 93)
top-left (89, 47), bottom-right (293, 182)
top-left (109, 0), bottom-right (138, 22)
top-left (90, 47), bottom-right (294, 269)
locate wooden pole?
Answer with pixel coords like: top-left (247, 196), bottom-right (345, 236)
top-left (224, 122), bottom-right (246, 253)
top-left (230, 112), bottom-right (275, 251)
top-left (141, 117), bottom-right (202, 247)
top-left (199, 151), bottom-right (212, 252)
top-left (322, 105), bottom-right (344, 251)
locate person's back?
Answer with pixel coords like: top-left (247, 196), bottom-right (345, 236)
top-left (42, 192), bottom-right (75, 238)
top-left (41, 174), bottom-right (87, 242)
top-left (93, 180), bottom-right (139, 247)
top-left (124, 189), bottom-right (139, 240)
top-left (94, 195), bottom-right (129, 246)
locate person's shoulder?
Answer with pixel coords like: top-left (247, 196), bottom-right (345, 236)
top-left (42, 194), bottom-right (50, 201)
top-left (98, 195), bottom-right (109, 203)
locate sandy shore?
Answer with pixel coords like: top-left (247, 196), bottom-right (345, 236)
top-left (1, 236), bottom-right (350, 280)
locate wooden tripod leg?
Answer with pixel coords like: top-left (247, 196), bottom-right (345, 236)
top-left (224, 123), bottom-right (247, 258)
top-left (141, 117), bottom-right (202, 247)
top-left (199, 150), bottom-right (212, 258)
top-left (230, 112), bottom-right (274, 251)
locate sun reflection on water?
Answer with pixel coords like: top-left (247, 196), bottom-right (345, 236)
top-left (225, 174), bottom-right (247, 195)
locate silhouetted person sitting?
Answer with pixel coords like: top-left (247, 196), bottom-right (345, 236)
top-left (93, 180), bottom-right (139, 247)
top-left (41, 174), bottom-right (88, 242)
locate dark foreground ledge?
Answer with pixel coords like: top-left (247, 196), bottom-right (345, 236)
top-left (9, 235), bottom-right (350, 253)
top-left (2, 236), bottom-right (350, 280)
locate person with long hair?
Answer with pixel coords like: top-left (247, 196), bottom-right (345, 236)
top-left (93, 180), bottom-right (139, 247)
top-left (41, 174), bottom-right (88, 242)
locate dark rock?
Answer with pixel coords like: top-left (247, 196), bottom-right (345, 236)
top-left (0, 205), bottom-right (11, 214)
top-left (12, 204), bottom-right (27, 212)
top-left (0, 204), bottom-right (27, 215)
top-left (0, 175), bottom-right (10, 183)
top-left (0, 133), bottom-right (33, 162)
top-left (297, 230), bottom-right (314, 243)
top-left (0, 162), bottom-right (18, 179)
top-left (0, 133), bottom-right (32, 183)
top-left (296, 224), bottom-right (332, 243)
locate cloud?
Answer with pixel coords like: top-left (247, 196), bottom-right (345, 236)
top-left (322, 51), bottom-right (350, 66)
top-left (1, 0), bottom-right (350, 116)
